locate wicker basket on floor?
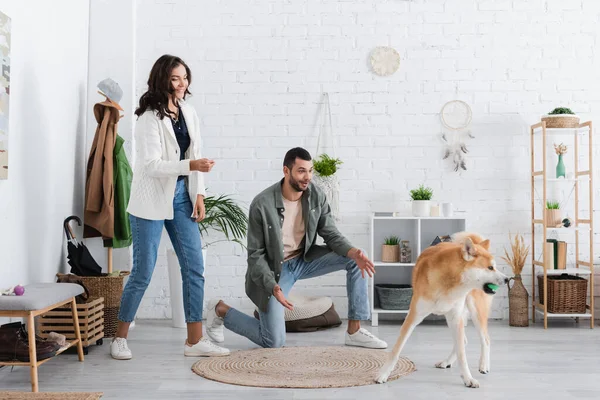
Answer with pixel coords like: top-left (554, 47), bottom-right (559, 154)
top-left (57, 272), bottom-right (129, 338)
top-left (537, 273), bottom-right (587, 314)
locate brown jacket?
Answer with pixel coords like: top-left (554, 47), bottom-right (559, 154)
top-left (83, 101), bottom-right (121, 239)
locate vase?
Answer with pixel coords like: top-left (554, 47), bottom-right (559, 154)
top-left (508, 275), bottom-right (529, 327)
top-left (556, 154), bottom-right (565, 178)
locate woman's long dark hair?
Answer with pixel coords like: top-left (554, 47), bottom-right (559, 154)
top-left (134, 54), bottom-right (192, 119)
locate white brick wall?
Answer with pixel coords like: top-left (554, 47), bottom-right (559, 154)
top-left (132, 0), bottom-right (600, 322)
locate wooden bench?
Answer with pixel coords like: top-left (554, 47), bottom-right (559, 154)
top-left (0, 283), bottom-right (85, 392)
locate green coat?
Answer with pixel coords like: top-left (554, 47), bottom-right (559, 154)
top-left (245, 179), bottom-right (353, 312)
top-left (105, 135), bottom-right (132, 248)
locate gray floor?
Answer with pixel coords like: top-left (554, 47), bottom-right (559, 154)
top-left (1, 318), bottom-right (599, 399)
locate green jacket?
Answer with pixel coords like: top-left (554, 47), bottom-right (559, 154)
top-left (245, 179), bottom-right (353, 312)
top-left (104, 135), bottom-right (132, 248)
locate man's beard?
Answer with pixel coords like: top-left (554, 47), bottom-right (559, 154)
top-left (289, 175), bottom-right (308, 192)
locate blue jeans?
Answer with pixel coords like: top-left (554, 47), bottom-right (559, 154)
top-left (223, 251), bottom-right (370, 348)
top-left (118, 179), bottom-right (205, 323)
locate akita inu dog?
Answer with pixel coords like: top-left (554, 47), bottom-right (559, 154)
top-left (376, 232), bottom-right (508, 388)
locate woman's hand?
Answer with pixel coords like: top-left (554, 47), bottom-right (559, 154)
top-left (190, 158), bottom-right (215, 172)
top-left (193, 195), bottom-right (206, 222)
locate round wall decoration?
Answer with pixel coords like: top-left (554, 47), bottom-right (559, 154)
top-left (370, 46), bottom-right (400, 76)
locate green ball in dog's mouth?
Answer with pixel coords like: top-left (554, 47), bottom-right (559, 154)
top-left (483, 283), bottom-right (499, 295)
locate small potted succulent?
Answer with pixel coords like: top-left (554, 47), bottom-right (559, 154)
top-left (382, 235), bottom-right (400, 262)
top-left (541, 107), bottom-right (580, 128)
top-left (545, 200), bottom-right (561, 227)
top-left (410, 184), bottom-right (433, 217)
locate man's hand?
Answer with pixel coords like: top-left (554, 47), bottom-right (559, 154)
top-left (192, 195), bottom-right (205, 222)
top-left (348, 248), bottom-right (375, 278)
top-left (273, 285), bottom-right (294, 311)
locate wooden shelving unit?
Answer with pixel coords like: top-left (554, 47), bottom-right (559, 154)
top-left (530, 121), bottom-right (594, 329)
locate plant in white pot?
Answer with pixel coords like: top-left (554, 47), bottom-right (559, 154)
top-left (312, 153), bottom-right (343, 221)
top-left (410, 184), bottom-right (433, 217)
top-left (168, 193), bottom-right (248, 328)
top-left (541, 107), bottom-right (580, 129)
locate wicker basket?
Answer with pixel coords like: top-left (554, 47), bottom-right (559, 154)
top-left (537, 274), bottom-right (587, 314)
top-left (37, 297), bottom-right (104, 349)
top-left (57, 272), bottom-right (129, 338)
top-left (541, 114), bottom-right (580, 128)
top-left (375, 284), bottom-right (412, 310)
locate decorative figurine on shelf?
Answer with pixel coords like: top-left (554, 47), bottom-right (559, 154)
top-left (554, 142), bottom-right (567, 179)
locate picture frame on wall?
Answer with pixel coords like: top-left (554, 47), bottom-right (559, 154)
top-left (0, 9), bottom-right (10, 180)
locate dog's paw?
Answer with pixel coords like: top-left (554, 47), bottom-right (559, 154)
top-left (376, 373), bottom-right (390, 384)
top-left (479, 358), bottom-right (490, 374)
top-left (462, 376), bottom-right (480, 388)
top-left (435, 360), bottom-right (452, 369)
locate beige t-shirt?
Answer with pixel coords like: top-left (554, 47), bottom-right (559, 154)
top-left (282, 197), bottom-right (305, 261)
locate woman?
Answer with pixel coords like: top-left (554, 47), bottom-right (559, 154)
top-left (110, 54), bottom-right (229, 360)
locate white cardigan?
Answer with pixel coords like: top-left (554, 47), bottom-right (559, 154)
top-left (127, 100), bottom-right (206, 220)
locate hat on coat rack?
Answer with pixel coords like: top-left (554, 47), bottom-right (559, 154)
top-left (97, 78), bottom-right (124, 111)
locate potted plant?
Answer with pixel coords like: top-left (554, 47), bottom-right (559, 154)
top-left (541, 107), bottom-right (580, 128)
top-left (554, 142), bottom-right (567, 179)
top-left (168, 193), bottom-right (248, 328)
top-left (312, 153), bottom-right (343, 220)
top-left (409, 184), bottom-right (433, 217)
top-left (501, 233), bottom-right (530, 327)
top-left (382, 235), bottom-right (400, 262)
top-left (198, 193), bottom-right (249, 250)
top-left (545, 200), bottom-right (561, 227)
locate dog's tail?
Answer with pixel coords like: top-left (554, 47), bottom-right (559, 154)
top-left (451, 231), bottom-right (486, 245)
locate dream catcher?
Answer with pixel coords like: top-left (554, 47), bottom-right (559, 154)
top-left (440, 100), bottom-right (474, 172)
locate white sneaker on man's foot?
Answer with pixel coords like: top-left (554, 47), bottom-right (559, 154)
top-left (184, 337), bottom-right (230, 357)
top-left (110, 337), bottom-right (132, 360)
top-left (345, 328), bottom-right (388, 349)
top-left (205, 299), bottom-right (225, 343)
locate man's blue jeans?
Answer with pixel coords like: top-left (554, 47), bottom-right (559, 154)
top-left (223, 251), bottom-right (370, 348)
top-left (118, 179), bottom-right (205, 323)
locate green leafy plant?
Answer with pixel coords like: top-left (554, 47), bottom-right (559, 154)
top-left (548, 107), bottom-right (575, 115)
top-left (198, 194), bottom-right (248, 249)
top-left (546, 200), bottom-right (560, 209)
top-left (313, 153), bottom-right (343, 177)
top-left (384, 236), bottom-right (400, 246)
top-left (409, 184), bottom-right (433, 201)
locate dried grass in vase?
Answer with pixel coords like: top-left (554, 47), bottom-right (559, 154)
top-left (500, 233), bottom-right (529, 276)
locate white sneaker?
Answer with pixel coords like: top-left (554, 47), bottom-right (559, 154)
top-left (110, 337), bottom-right (132, 360)
top-left (345, 328), bottom-right (388, 349)
top-left (184, 337), bottom-right (230, 357)
top-left (205, 299), bottom-right (225, 343)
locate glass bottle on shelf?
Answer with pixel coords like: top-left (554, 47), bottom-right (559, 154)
top-left (400, 240), bottom-right (411, 263)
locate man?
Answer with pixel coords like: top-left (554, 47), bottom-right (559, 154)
top-left (205, 147), bottom-right (387, 349)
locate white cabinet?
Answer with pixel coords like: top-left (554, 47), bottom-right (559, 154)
top-left (369, 212), bottom-right (466, 326)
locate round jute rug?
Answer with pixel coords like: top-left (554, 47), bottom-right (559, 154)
top-left (191, 346), bottom-right (415, 388)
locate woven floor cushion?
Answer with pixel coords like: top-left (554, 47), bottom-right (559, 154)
top-left (0, 283), bottom-right (84, 311)
top-left (254, 293), bottom-right (342, 332)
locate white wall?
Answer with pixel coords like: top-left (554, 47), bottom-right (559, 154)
top-left (133, 0), bottom-right (600, 321)
top-left (0, 0), bottom-right (89, 319)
